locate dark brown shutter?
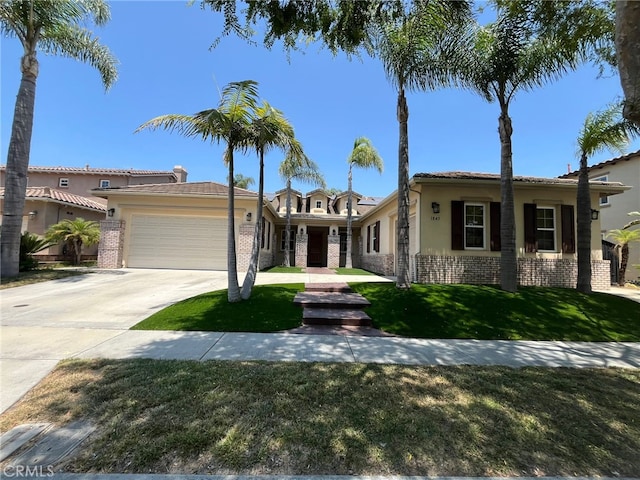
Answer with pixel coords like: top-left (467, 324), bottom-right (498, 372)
top-left (561, 204), bottom-right (576, 253)
top-left (490, 202), bottom-right (501, 251)
top-left (367, 225), bottom-right (371, 253)
top-left (261, 218), bottom-right (266, 248)
top-left (524, 203), bottom-right (537, 253)
top-left (267, 221), bottom-right (271, 250)
top-left (451, 201), bottom-right (464, 250)
top-left (374, 221), bottom-right (381, 252)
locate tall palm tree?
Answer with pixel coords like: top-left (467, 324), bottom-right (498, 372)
top-left (45, 218), bottom-right (100, 266)
top-left (624, 211), bottom-right (640, 229)
top-left (607, 228), bottom-right (640, 285)
top-left (231, 173), bottom-right (255, 189)
top-left (345, 137), bottom-right (383, 268)
top-left (616, 1), bottom-right (640, 127)
top-left (464, 6), bottom-right (595, 292)
top-left (136, 80), bottom-right (259, 302)
top-left (375, 0), bottom-right (473, 289)
top-left (0, 0), bottom-right (118, 278)
top-left (575, 103), bottom-right (636, 293)
top-left (240, 102), bottom-right (302, 300)
top-left (278, 151), bottom-right (326, 267)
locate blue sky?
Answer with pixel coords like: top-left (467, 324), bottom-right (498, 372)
top-left (2, 1), bottom-right (638, 198)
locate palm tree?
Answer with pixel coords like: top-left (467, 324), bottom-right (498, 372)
top-left (136, 80), bottom-right (259, 302)
top-left (240, 102), bottom-right (302, 300)
top-left (463, 6), bottom-right (596, 292)
top-left (607, 228), bottom-right (640, 286)
top-left (624, 211), bottom-right (640, 229)
top-left (20, 231), bottom-right (55, 271)
top-left (0, 0), bottom-right (118, 278)
top-left (345, 137), bottom-right (383, 268)
top-left (375, 0), bottom-right (472, 289)
top-left (575, 104), bottom-right (636, 293)
top-left (45, 218), bottom-right (100, 266)
top-left (616, 1), bottom-right (640, 127)
top-left (230, 174), bottom-right (255, 189)
top-left (278, 151), bottom-right (326, 267)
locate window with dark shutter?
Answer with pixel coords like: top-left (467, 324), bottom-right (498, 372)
top-left (373, 221), bottom-right (380, 252)
top-left (561, 204), bottom-right (576, 253)
top-left (267, 222), bottom-right (271, 250)
top-left (524, 203), bottom-right (537, 252)
top-left (490, 202), bottom-right (501, 251)
top-left (261, 218), bottom-right (266, 249)
top-left (451, 201), bottom-right (464, 250)
top-left (367, 225), bottom-right (371, 253)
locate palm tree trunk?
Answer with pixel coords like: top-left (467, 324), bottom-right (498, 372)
top-left (576, 152), bottom-right (592, 293)
top-left (345, 165), bottom-right (353, 269)
top-left (226, 150), bottom-right (241, 302)
top-left (498, 105), bottom-right (517, 293)
top-left (616, 1), bottom-right (640, 127)
top-left (1, 54), bottom-right (38, 278)
top-left (619, 244), bottom-right (629, 286)
top-left (283, 179), bottom-right (292, 267)
top-left (74, 239), bottom-right (83, 266)
top-left (240, 149), bottom-right (265, 299)
top-left (396, 88), bottom-right (411, 289)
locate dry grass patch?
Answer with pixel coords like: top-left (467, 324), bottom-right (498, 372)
top-left (1, 360), bottom-right (639, 477)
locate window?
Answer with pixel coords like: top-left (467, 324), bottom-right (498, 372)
top-left (58, 178), bottom-right (69, 188)
top-left (592, 175), bottom-right (609, 205)
top-left (372, 221), bottom-right (380, 252)
top-left (315, 200), bottom-right (322, 209)
top-left (339, 228), bottom-right (347, 253)
top-left (261, 218), bottom-right (266, 249)
top-left (99, 179), bottom-right (111, 188)
top-left (536, 207), bottom-right (556, 251)
top-left (464, 204), bottom-right (485, 249)
top-left (280, 229), bottom-right (295, 251)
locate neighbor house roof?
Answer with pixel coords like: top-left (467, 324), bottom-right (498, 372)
top-left (304, 188), bottom-right (330, 197)
top-left (92, 181), bottom-right (257, 198)
top-left (0, 187), bottom-right (107, 212)
top-left (0, 165), bottom-right (179, 177)
top-left (559, 150), bottom-right (640, 178)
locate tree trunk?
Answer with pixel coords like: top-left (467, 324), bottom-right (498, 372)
top-left (227, 149), bottom-right (241, 302)
top-left (396, 88), bottom-right (411, 289)
top-left (240, 149), bottom-right (265, 299)
top-left (283, 179), bottom-right (292, 267)
top-left (498, 105), bottom-right (517, 293)
top-left (576, 152), bottom-right (592, 293)
top-left (619, 244), bottom-right (629, 286)
top-left (345, 165), bottom-right (353, 269)
top-left (74, 239), bottom-right (83, 266)
top-left (616, 1), bottom-right (640, 127)
top-left (1, 53), bottom-right (38, 278)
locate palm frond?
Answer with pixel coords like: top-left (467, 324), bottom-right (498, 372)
top-left (348, 136), bottom-right (384, 173)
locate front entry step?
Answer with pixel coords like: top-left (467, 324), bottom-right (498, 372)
top-left (293, 291), bottom-right (371, 309)
top-left (303, 308), bottom-right (372, 326)
top-left (305, 282), bottom-right (352, 293)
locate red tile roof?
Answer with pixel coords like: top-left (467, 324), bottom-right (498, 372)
top-left (415, 171), bottom-right (591, 185)
top-left (92, 181), bottom-right (257, 197)
top-left (0, 165), bottom-right (176, 177)
top-left (0, 187), bottom-right (107, 211)
top-left (559, 150), bottom-right (640, 178)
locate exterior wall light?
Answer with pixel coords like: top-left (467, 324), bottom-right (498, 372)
top-left (107, 208), bottom-right (115, 217)
top-left (332, 229), bottom-right (337, 236)
top-left (28, 210), bottom-right (37, 219)
top-left (431, 202), bottom-right (440, 214)
top-left (590, 209), bottom-right (599, 221)
top-left (246, 212), bottom-right (252, 222)
top-left (299, 227), bottom-right (304, 234)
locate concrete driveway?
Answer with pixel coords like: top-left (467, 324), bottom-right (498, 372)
top-left (1, 269), bottom-right (229, 412)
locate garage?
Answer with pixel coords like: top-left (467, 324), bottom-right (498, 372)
top-left (127, 215), bottom-right (228, 270)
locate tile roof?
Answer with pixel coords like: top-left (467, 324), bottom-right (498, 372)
top-left (92, 181), bottom-right (257, 197)
top-left (414, 171), bottom-right (584, 185)
top-left (0, 187), bottom-right (107, 211)
top-left (0, 165), bottom-right (177, 176)
top-left (559, 150), bottom-right (640, 178)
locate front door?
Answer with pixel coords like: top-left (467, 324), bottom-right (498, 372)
top-left (307, 228), bottom-right (327, 267)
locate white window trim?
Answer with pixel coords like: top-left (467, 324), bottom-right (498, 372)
top-left (592, 175), bottom-right (610, 205)
top-left (464, 202), bottom-right (485, 250)
top-left (315, 200), bottom-right (322, 209)
top-left (58, 178), bottom-right (69, 188)
top-left (99, 179), bottom-right (111, 188)
top-left (280, 230), bottom-right (295, 251)
top-left (536, 206), bottom-right (556, 252)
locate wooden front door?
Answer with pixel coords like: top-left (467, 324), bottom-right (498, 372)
top-left (308, 229), bottom-right (326, 267)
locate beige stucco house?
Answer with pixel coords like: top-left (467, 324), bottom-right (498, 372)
top-left (94, 171), bottom-right (627, 289)
top-left (561, 150), bottom-right (640, 282)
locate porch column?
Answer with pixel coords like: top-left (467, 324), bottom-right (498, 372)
top-left (97, 220), bottom-right (125, 269)
top-left (327, 232), bottom-right (340, 268)
top-left (237, 223), bottom-right (253, 272)
top-left (295, 230), bottom-right (308, 267)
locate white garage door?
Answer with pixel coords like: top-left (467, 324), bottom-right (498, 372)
top-left (128, 215), bottom-right (228, 270)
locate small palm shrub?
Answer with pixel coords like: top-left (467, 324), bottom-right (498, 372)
top-left (20, 232), bottom-right (55, 271)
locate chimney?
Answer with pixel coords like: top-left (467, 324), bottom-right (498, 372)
top-left (173, 165), bottom-right (188, 183)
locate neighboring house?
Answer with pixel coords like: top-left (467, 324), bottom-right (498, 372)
top-left (0, 164), bottom-right (187, 261)
top-left (561, 150), bottom-right (640, 282)
top-left (94, 171), bottom-right (627, 289)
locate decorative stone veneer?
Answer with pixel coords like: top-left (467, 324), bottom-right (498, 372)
top-left (295, 233), bottom-right (308, 267)
top-left (97, 220), bottom-right (125, 269)
top-left (415, 255), bottom-right (611, 289)
top-left (360, 254), bottom-right (395, 276)
top-left (327, 234), bottom-right (340, 268)
top-left (237, 223), bottom-right (254, 272)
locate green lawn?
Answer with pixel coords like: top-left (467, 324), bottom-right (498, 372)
top-left (132, 282), bottom-right (640, 341)
top-left (132, 283), bottom-right (304, 332)
top-left (0, 268), bottom-right (88, 289)
top-left (261, 266), bottom-right (304, 273)
top-left (333, 268), bottom-right (376, 275)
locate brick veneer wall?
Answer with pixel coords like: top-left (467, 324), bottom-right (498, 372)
top-left (97, 220), bottom-right (125, 269)
top-left (415, 254), bottom-right (611, 289)
top-left (237, 223), bottom-right (254, 272)
top-left (327, 235), bottom-right (340, 268)
top-left (295, 233), bottom-right (308, 267)
top-left (360, 254), bottom-right (394, 276)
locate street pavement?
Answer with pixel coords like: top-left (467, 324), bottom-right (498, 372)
top-left (1, 269), bottom-right (639, 414)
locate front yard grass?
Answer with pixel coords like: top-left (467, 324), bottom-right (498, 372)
top-left (333, 268), bottom-right (375, 275)
top-left (133, 283), bottom-right (640, 341)
top-left (132, 283), bottom-right (304, 332)
top-left (1, 359), bottom-right (638, 476)
top-left (262, 266), bottom-right (304, 273)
